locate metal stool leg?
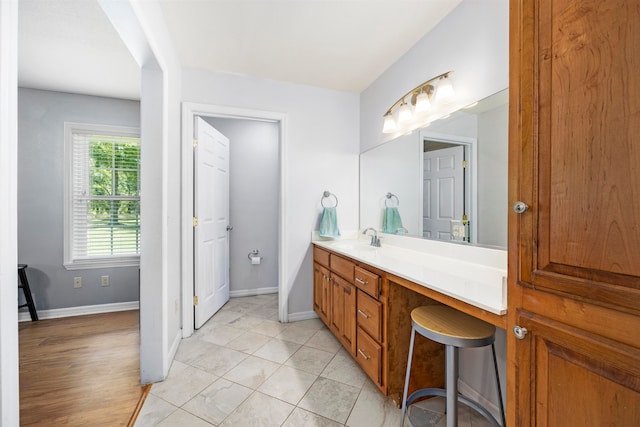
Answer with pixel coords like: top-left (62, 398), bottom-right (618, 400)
top-left (445, 344), bottom-right (458, 427)
top-left (401, 326), bottom-right (417, 426)
top-left (491, 343), bottom-right (506, 426)
top-left (18, 265), bottom-right (38, 321)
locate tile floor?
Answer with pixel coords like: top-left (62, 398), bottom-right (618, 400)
top-left (134, 294), bottom-right (493, 427)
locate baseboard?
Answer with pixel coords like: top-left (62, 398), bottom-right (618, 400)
top-left (457, 379), bottom-right (501, 422)
top-left (167, 329), bottom-right (182, 372)
top-left (18, 301), bottom-right (139, 322)
top-left (229, 286), bottom-right (278, 297)
top-left (287, 310), bottom-right (319, 322)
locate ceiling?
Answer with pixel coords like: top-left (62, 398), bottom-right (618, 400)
top-left (18, 0), bottom-right (461, 100)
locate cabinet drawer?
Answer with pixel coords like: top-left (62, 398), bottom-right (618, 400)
top-left (356, 327), bottom-right (382, 384)
top-left (357, 291), bottom-right (382, 342)
top-left (330, 254), bottom-right (355, 282)
top-left (313, 246), bottom-right (330, 268)
top-left (354, 266), bottom-right (380, 298)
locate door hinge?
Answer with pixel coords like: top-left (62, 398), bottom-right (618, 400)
top-left (193, 296), bottom-right (199, 306)
top-left (193, 138), bottom-right (198, 147)
top-left (193, 217), bottom-right (198, 227)
top-left (462, 160), bottom-right (468, 168)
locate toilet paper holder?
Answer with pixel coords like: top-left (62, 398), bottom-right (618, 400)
top-left (248, 249), bottom-right (262, 264)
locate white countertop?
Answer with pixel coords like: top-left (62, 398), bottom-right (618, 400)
top-left (312, 232), bottom-right (507, 316)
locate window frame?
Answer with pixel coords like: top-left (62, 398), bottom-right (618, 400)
top-left (63, 122), bottom-right (141, 270)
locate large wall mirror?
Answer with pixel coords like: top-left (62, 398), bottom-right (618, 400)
top-left (360, 88), bottom-right (508, 248)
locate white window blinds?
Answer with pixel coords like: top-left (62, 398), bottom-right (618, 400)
top-left (64, 123), bottom-right (140, 269)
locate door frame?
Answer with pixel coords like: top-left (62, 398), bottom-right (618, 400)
top-left (181, 103), bottom-right (288, 338)
top-left (419, 131), bottom-right (477, 243)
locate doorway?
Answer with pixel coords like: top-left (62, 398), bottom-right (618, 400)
top-left (181, 104), bottom-right (288, 338)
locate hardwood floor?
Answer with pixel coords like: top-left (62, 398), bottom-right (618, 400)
top-left (19, 310), bottom-right (144, 426)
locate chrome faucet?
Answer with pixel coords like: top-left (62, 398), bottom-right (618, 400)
top-left (362, 227), bottom-right (381, 247)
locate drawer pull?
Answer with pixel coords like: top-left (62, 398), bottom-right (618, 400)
top-left (357, 309), bottom-right (370, 319)
top-left (355, 278), bottom-right (368, 285)
top-left (358, 348), bottom-right (370, 360)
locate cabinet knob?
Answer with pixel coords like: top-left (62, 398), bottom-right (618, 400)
top-left (513, 325), bottom-right (528, 339)
top-left (513, 201), bottom-right (529, 214)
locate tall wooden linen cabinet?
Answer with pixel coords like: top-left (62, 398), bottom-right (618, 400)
top-left (508, 0), bottom-right (640, 425)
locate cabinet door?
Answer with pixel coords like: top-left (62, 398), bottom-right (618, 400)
top-left (313, 263), bottom-right (330, 326)
top-left (509, 0), bottom-right (640, 425)
top-left (512, 308), bottom-right (640, 426)
top-left (331, 274), bottom-right (356, 355)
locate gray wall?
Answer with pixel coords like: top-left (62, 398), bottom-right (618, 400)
top-left (18, 88), bottom-right (140, 311)
top-left (204, 117), bottom-right (279, 294)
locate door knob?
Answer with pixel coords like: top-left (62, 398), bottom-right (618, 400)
top-left (513, 325), bottom-right (528, 339)
top-left (226, 225), bottom-right (233, 231)
top-left (513, 201), bottom-right (529, 214)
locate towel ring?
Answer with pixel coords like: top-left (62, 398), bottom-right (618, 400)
top-left (321, 191), bottom-right (338, 208)
top-left (385, 192), bottom-right (399, 207)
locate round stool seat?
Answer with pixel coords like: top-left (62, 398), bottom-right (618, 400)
top-left (411, 305), bottom-right (496, 348)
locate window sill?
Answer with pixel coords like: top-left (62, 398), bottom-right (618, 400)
top-left (64, 257), bottom-right (140, 270)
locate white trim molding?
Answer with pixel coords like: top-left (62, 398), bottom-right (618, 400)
top-left (287, 311), bottom-right (319, 322)
top-left (458, 378), bottom-right (501, 423)
top-left (229, 287), bottom-right (278, 298)
top-left (18, 301), bottom-right (139, 322)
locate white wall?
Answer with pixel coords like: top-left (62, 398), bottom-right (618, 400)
top-left (17, 88), bottom-right (141, 311)
top-left (205, 117), bottom-right (280, 294)
top-left (360, 0), bottom-right (509, 153)
top-left (360, 133), bottom-right (420, 234)
top-left (99, 0), bottom-right (183, 384)
top-left (0, 0), bottom-right (19, 423)
top-left (359, 0), bottom-right (509, 414)
top-left (477, 103), bottom-right (508, 248)
top-left (183, 68), bottom-right (360, 318)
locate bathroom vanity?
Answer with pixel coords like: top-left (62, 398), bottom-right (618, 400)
top-left (312, 235), bottom-right (506, 406)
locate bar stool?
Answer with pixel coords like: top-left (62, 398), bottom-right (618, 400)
top-left (401, 305), bottom-right (505, 427)
top-left (18, 264), bottom-right (38, 321)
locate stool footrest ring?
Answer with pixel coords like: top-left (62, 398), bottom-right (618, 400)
top-left (404, 388), bottom-right (502, 427)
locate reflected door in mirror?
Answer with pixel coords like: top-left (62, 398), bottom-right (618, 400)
top-left (423, 145), bottom-right (464, 241)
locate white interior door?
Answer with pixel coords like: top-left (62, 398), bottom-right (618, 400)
top-left (423, 145), bottom-right (464, 240)
top-left (194, 117), bottom-right (230, 329)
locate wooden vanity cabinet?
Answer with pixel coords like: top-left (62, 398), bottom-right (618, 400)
top-left (312, 247), bottom-right (331, 325)
top-left (353, 267), bottom-right (384, 389)
top-left (313, 247), bottom-right (358, 355)
top-left (313, 245), bottom-right (446, 405)
top-left (330, 273), bottom-right (356, 355)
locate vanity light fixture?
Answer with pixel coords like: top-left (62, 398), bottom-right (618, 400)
top-left (435, 73), bottom-right (455, 101)
top-left (397, 100), bottom-right (413, 122)
top-left (415, 89), bottom-right (431, 113)
top-left (382, 70), bottom-right (454, 134)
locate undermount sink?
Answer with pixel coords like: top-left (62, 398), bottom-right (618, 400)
top-left (326, 240), bottom-right (380, 258)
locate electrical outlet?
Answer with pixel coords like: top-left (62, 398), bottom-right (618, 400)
top-left (101, 275), bottom-right (110, 287)
top-left (73, 277), bottom-right (82, 288)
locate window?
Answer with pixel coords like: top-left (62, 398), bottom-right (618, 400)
top-left (64, 123), bottom-right (141, 269)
